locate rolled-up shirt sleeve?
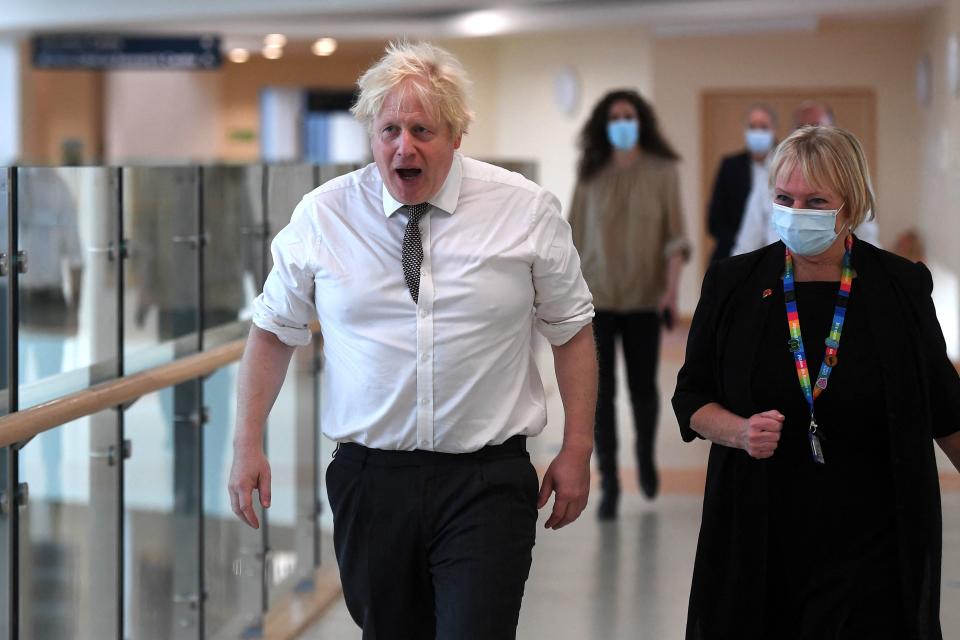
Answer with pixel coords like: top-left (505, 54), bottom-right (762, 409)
top-left (529, 190), bottom-right (595, 345)
top-left (252, 199), bottom-right (317, 347)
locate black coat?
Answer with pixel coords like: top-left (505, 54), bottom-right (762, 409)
top-left (672, 239), bottom-right (960, 640)
top-left (706, 150), bottom-right (753, 263)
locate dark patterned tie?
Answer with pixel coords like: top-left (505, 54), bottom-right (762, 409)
top-left (401, 203), bottom-right (430, 303)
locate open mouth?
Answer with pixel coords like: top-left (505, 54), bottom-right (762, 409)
top-left (396, 168), bottom-right (422, 180)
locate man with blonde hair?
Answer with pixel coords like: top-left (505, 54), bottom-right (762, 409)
top-left (228, 41), bottom-right (597, 639)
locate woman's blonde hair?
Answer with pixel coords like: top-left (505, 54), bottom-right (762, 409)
top-left (351, 40), bottom-right (474, 139)
top-left (769, 126), bottom-right (876, 229)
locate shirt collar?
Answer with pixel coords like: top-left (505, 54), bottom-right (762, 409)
top-left (381, 152), bottom-right (463, 218)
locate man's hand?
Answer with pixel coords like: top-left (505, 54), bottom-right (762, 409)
top-left (741, 410), bottom-right (784, 459)
top-left (537, 446), bottom-right (591, 530)
top-left (228, 444), bottom-right (272, 529)
top-left (229, 326), bottom-right (295, 528)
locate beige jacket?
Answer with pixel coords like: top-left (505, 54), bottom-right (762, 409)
top-left (569, 153), bottom-right (689, 312)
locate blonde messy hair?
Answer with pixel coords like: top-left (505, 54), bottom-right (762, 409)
top-left (351, 40), bottom-right (474, 139)
top-left (769, 126), bottom-right (876, 230)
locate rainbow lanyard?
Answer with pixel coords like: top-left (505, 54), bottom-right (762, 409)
top-left (783, 234), bottom-right (854, 464)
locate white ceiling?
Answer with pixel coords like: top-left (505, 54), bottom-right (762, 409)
top-left (1, 0), bottom-right (940, 45)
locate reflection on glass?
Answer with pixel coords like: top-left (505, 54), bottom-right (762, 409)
top-left (0, 447), bottom-right (9, 637)
top-left (203, 363), bottom-right (262, 639)
top-left (202, 166), bottom-right (261, 348)
top-left (267, 346), bottom-right (318, 606)
top-left (1, 168), bottom-right (9, 398)
top-left (123, 167), bottom-right (199, 374)
top-left (15, 170), bottom-right (120, 625)
top-left (265, 165), bottom-right (315, 275)
top-left (0, 169), bottom-right (9, 637)
top-left (18, 411), bottom-right (119, 640)
top-left (17, 167), bottom-right (118, 409)
top-left (124, 387), bottom-right (199, 640)
top-left (0, 163), bottom-right (347, 638)
top-left (123, 167), bottom-right (204, 640)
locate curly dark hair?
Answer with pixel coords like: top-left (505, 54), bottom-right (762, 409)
top-left (577, 89), bottom-right (679, 181)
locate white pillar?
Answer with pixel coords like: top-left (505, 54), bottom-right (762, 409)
top-left (0, 37), bottom-right (22, 165)
top-left (260, 87), bottom-right (304, 162)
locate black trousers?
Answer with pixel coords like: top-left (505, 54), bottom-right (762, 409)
top-left (325, 435), bottom-right (538, 640)
top-left (593, 310), bottom-right (661, 485)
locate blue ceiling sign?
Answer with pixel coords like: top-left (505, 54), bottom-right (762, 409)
top-left (32, 34), bottom-right (222, 70)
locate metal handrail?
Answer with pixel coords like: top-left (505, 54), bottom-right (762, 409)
top-left (0, 338), bottom-right (246, 447)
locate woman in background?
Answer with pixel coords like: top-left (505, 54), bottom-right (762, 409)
top-left (569, 89), bottom-right (689, 519)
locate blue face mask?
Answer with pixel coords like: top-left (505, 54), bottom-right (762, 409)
top-left (745, 128), bottom-right (774, 155)
top-left (607, 120), bottom-right (639, 151)
top-left (771, 202), bottom-right (846, 256)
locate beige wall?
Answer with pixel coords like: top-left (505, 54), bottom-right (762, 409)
top-left (491, 29), bottom-right (656, 215)
top-left (21, 50), bottom-right (103, 165)
top-left (654, 18), bottom-right (926, 313)
top-left (919, 1), bottom-right (960, 282)
top-left (438, 38), bottom-right (501, 160)
top-left (918, 0), bottom-right (960, 369)
top-left (104, 70), bottom-right (222, 163)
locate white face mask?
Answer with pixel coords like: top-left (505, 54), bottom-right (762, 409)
top-left (771, 202), bottom-right (846, 256)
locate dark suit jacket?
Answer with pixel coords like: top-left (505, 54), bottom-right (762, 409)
top-left (706, 150), bottom-right (753, 263)
top-left (673, 239), bottom-right (960, 640)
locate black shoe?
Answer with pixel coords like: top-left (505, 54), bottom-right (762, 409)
top-left (638, 460), bottom-right (659, 500)
top-left (597, 487), bottom-right (620, 520)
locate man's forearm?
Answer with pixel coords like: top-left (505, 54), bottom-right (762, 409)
top-left (234, 325), bottom-right (296, 451)
top-left (551, 324), bottom-right (598, 454)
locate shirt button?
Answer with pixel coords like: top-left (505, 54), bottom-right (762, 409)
top-left (420, 309), bottom-right (429, 318)
top-left (420, 398), bottom-right (429, 405)
top-left (420, 353), bottom-right (429, 362)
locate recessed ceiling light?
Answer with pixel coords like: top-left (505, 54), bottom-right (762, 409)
top-left (262, 46), bottom-right (283, 60)
top-left (312, 38), bottom-right (338, 56)
top-left (264, 34), bottom-right (287, 48)
top-left (457, 10), bottom-right (511, 37)
top-left (228, 48), bottom-right (250, 63)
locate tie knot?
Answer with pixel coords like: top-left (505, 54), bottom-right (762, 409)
top-left (406, 203), bottom-right (429, 219)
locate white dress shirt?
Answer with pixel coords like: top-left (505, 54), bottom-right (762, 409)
top-left (253, 154), bottom-right (594, 453)
top-left (731, 182), bottom-right (881, 256)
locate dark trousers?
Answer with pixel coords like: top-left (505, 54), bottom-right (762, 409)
top-left (593, 310), bottom-right (661, 487)
top-left (325, 436), bottom-right (538, 640)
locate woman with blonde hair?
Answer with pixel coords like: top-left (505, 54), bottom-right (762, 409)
top-left (673, 125), bottom-right (960, 638)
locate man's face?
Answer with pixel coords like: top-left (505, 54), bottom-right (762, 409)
top-left (371, 82), bottom-right (461, 205)
top-left (794, 105), bottom-right (832, 128)
top-left (746, 108), bottom-right (774, 132)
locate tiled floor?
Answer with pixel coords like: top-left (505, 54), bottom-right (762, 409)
top-left (305, 491), bottom-right (960, 639)
top-left (303, 326), bottom-right (960, 639)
